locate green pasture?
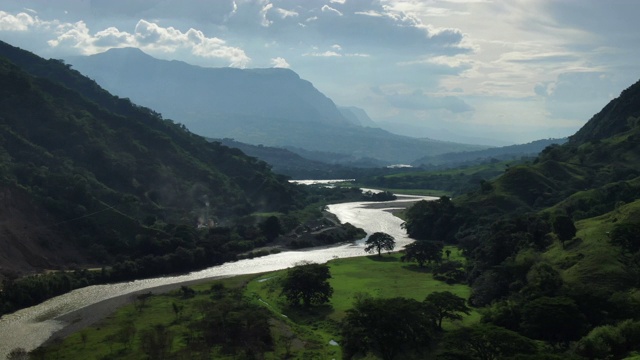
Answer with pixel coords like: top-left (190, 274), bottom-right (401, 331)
top-left (41, 249), bottom-right (476, 359)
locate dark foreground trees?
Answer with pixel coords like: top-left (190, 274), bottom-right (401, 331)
top-left (402, 240), bottom-right (444, 267)
top-left (341, 296), bottom-right (436, 360)
top-left (281, 262), bottom-right (333, 307)
top-left (365, 232), bottom-right (396, 256)
top-left (441, 323), bottom-right (537, 360)
top-left (424, 291), bottom-right (470, 329)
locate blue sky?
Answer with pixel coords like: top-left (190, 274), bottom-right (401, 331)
top-left (1, 0), bottom-right (639, 145)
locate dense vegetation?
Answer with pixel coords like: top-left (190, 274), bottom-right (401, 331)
top-left (401, 78), bottom-right (640, 359)
top-left (31, 251), bottom-right (477, 359)
top-left (0, 42), bottom-right (367, 316)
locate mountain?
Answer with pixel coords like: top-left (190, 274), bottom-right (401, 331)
top-left (0, 41), bottom-right (299, 275)
top-left (66, 48), bottom-right (487, 164)
top-left (214, 138), bottom-right (360, 179)
top-left (68, 47), bottom-right (351, 128)
top-left (338, 106), bottom-right (379, 128)
top-left (569, 79), bottom-right (640, 144)
top-left (411, 138), bottom-right (568, 168)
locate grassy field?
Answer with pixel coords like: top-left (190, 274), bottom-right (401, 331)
top-left (40, 248), bottom-right (477, 359)
top-left (542, 200), bottom-right (640, 292)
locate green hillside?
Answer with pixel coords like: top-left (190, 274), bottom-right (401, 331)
top-left (0, 41), bottom-right (340, 315)
top-left (402, 79), bottom-right (640, 359)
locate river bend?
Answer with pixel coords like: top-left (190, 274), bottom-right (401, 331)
top-left (0, 194), bottom-right (432, 356)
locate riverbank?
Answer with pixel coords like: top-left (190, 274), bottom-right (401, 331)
top-left (1, 194), bottom-right (430, 357)
top-left (45, 276), bottom-right (230, 345)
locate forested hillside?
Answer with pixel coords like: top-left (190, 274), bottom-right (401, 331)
top-left (403, 78), bottom-right (640, 359)
top-left (0, 41), bottom-right (313, 307)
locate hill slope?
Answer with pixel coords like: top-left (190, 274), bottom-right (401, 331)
top-left (0, 41), bottom-right (299, 274)
top-left (402, 78), bottom-right (640, 358)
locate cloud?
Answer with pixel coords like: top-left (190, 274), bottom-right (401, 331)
top-left (260, 2), bottom-right (274, 26)
top-left (45, 18), bottom-right (250, 67)
top-left (304, 50), bottom-right (341, 57)
top-left (0, 11), bottom-right (37, 31)
top-left (321, 5), bottom-right (343, 16)
top-left (275, 7), bottom-right (298, 18)
top-left (270, 56), bottom-right (290, 68)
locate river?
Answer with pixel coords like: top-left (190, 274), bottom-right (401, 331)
top-left (0, 194), bottom-right (433, 356)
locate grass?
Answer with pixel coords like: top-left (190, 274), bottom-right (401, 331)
top-left (41, 250), bottom-right (477, 360)
top-left (542, 200), bottom-right (640, 291)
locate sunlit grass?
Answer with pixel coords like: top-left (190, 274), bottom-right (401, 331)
top-left (44, 250), bottom-right (476, 359)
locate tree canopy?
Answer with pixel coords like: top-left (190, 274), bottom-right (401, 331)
top-left (424, 291), bottom-right (470, 329)
top-left (402, 240), bottom-right (444, 267)
top-left (364, 232), bottom-right (396, 256)
top-left (341, 296), bottom-right (436, 360)
top-left (280, 262), bottom-right (333, 307)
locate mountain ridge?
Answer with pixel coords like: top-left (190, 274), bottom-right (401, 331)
top-left (66, 47), bottom-right (488, 164)
top-left (0, 41), bottom-right (299, 275)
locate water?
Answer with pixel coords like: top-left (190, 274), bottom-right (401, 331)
top-left (0, 194), bottom-right (433, 356)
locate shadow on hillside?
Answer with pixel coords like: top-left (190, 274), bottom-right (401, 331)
top-left (564, 237), bottom-right (584, 250)
top-left (365, 255), bottom-right (399, 262)
top-left (283, 304), bottom-right (334, 324)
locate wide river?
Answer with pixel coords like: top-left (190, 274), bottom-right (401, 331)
top-left (0, 194), bottom-right (432, 356)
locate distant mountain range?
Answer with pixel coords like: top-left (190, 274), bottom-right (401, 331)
top-left (67, 48), bottom-right (486, 164)
top-left (411, 138), bottom-right (568, 168)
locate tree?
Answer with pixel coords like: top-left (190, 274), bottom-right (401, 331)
top-left (281, 262), bottom-right (333, 307)
top-left (521, 296), bottom-right (587, 345)
top-left (341, 296), bottom-right (436, 360)
top-left (260, 215), bottom-right (282, 241)
top-left (424, 291), bottom-right (470, 329)
top-left (365, 232), bottom-right (396, 256)
top-left (442, 323), bottom-right (537, 360)
top-left (139, 324), bottom-right (173, 360)
top-left (552, 215), bottom-right (576, 248)
top-left (609, 222), bottom-right (640, 254)
top-left (402, 196), bottom-right (460, 242)
top-left (402, 241), bottom-right (444, 267)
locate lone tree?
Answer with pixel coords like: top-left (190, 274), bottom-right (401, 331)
top-left (424, 291), bottom-right (470, 329)
top-left (281, 262), bottom-right (333, 307)
top-left (365, 232), bottom-right (396, 256)
top-left (552, 214), bottom-right (576, 248)
top-left (402, 241), bottom-right (444, 267)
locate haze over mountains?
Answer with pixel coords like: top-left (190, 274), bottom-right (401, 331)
top-left (67, 48), bottom-right (487, 165)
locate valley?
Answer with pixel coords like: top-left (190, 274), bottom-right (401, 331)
top-left (1, 10), bottom-right (640, 358)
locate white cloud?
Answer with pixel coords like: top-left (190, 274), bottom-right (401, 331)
top-left (260, 2), bottom-right (273, 27)
top-left (321, 5), bottom-right (343, 16)
top-left (270, 56), bottom-right (290, 68)
top-left (46, 18), bottom-right (250, 67)
top-left (330, 0), bottom-right (346, 4)
top-left (0, 11), bottom-right (37, 31)
top-left (304, 50), bottom-right (341, 57)
top-left (354, 10), bottom-right (384, 17)
top-left (275, 7), bottom-right (298, 18)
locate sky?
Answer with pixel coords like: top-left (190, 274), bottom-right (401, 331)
top-left (1, 0), bottom-right (639, 146)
